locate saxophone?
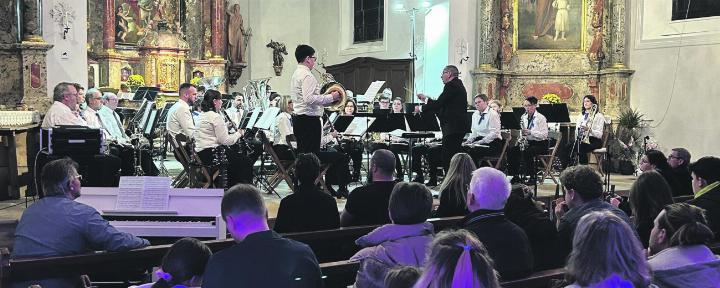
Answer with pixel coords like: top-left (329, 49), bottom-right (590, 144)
top-left (580, 104), bottom-right (598, 144)
top-left (518, 112), bottom-right (529, 151)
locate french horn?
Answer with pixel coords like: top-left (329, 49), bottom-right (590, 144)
top-left (314, 67), bottom-right (347, 111)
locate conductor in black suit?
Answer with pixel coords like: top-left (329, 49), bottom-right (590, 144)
top-left (416, 65), bottom-right (470, 171)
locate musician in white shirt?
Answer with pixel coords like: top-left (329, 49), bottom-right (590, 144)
top-left (290, 44), bottom-right (341, 154)
top-left (166, 83), bottom-right (198, 139)
top-left (561, 95), bottom-right (606, 167)
top-left (273, 95), bottom-right (296, 161)
top-left (195, 90), bottom-right (253, 186)
top-left (42, 82), bottom-right (87, 129)
top-left (464, 94), bottom-right (503, 163)
top-left (507, 96), bottom-right (549, 180)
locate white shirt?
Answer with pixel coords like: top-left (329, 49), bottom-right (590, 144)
top-left (195, 111), bottom-right (241, 152)
top-left (166, 100), bottom-right (195, 138)
top-left (42, 101), bottom-right (87, 129)
top-left (274, 112), bottom-right (293, 145)
top-left (521, 111), bottom-right (549, 141)
top-left (575, 111), bottom-right (605, 139)
top-left (290, 65), bottom-right (334, 116)
top-left (83, 108), bottom-right (102, 129)
top-left (97, 105), bottom-right (130, 144)
top-left (226, 106), bottom-right (245, 128)
top-left (468, 107), bottom-right (501, 144)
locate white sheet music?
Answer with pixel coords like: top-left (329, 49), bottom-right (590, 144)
top-left (329, 112), bottom-right (338, 123)
top-left (345, 117), bottom-right (376, 136)
top-left (255, 107), bottom-right (280, 130)
top-left (116, 176), bottom-right (172, 211)
top-left (245, 108), bottom-right (261, 129)
top-left (361, 81), bottom-right (386, 102)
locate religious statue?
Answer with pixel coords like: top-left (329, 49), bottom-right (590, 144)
top-left (227, 4), bottom-right (248, 65)
top-left (266, 40), bottom-right (287, 76)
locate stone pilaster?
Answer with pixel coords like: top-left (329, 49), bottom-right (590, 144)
top-left (476, 0), bottom-right (499, 70)
top-left (210, 0), bottom-right (225, 58)
top-left (103, 0), bottom-right (115, 50)
top-left (609, 0), bottom-right (627, 68)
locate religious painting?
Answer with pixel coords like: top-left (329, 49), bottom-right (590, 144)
top-left (120, 67), bottom-right (132, 82)
top-left (514, 0), bottom-right (586, 51)
top-left (115, 0), bottom-right (181, 45)
top-left (672, 0), bottom-right (720, 20)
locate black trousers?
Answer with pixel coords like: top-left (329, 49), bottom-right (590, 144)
top-left (411, 144), bottom-right (443, 179)
top-left (507, 140), bottom-right (549, 176)
top-left (198, 145), bottom-right (254, 187)
top-left (108, 144), bottom-right (158, 176)
top-left (293, 115), bottom-right (321, 154)
top-left (317, 150), bottom-right (351, 186)
top-left (339, 139), bottom-right (363, 177)
top-left (561, 136), bottom-right (602, 167)
top-left (464, 138), bottom-right (503, 167)
top-left (442, 133), bottom-right (465, 171)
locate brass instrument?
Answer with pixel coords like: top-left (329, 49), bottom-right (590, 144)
top-left (518, 112), bottom-right (529, 151)
top-left (580, 104), bottom-right (598, 144)
top-left (314, 66), bottom-right (347, 111)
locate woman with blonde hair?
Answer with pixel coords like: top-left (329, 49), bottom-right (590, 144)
top-left (565, 211), bottom-right (652, 287)
top-left (434, 153), bottom-right (476, 217)
top-left (413, 229), bottom-right (500, 288)
top-left (488, 99), bottom-right (503, 113)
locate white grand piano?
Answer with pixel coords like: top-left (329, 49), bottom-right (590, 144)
top-left (76, 187), bottom-right (227, 240)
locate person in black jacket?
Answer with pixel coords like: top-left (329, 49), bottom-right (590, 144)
top-left (668, 147), bottom-right (694, 197)
top-left (687, 156), bottom-right (720, 239)
top-left (416, 65), bottom-right (470, 171)
top-left (639, 149), bottom-right (686, 197)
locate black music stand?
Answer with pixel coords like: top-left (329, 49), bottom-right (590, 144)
top-left (404, 113), bottom-right (440, 180)
top-left (333, 115), bottom-right (354, 133)
top-left (132, 87), bottom-right (160, 101)
top-left (252, 108), bottom-right (281, 198)
top-left (501, 112), bottom-right (522, 130)
top-left (512, 107), bottom-right (525, 121)
top-left (538, 103), bottom-right (571, 123)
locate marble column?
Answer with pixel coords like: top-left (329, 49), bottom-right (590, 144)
top-left (20, 42), bottom-right (54, 112)
top-left (103, 0), bottom-right (115, 50)
top-left (476, 0), bottom-right (499, 70)
top-left (210, 0), bottom-right (225, 58)
top-left (609, 0), bottom-right (626, 68)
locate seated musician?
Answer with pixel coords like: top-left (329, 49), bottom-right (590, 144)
top-left (507, 96), bottom-right (549, 182)
top-left (489, 99), bottom-right (503, 113)
top-left (463, 94), bottom-right (502, 165)
top-left (368, 97), bottom-right (406, 181)
top-left (561, 95), bottom-right (605, 167)
top-left (166, 83), bottom-right (198, 139)
top-left (391, 97), bottom-right (404, 113)
top-left (410, 131), bottom-right (443, 186)
top-left (12, 158), bottom-right (149, 288)
top-left (339, 99), bottom-right (364, 181)
top-left (195, 90), bottom-right (254, 185)
top-left (378, 95), bottom-right (391, 110)
top-left (226, 93), bottom-right (246, 128)
top-left (272, 95), bottom-right (296, 161)
top-left (318, 118), bottom-right (353, 197)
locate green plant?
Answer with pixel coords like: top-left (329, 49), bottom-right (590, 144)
top-left (617, 108), bottom-right (644, 130)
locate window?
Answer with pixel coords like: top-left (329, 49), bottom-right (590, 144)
top-left (354, 0), bottom-right (384, 43)
top-left (672, 0), bottom-right (720, 20)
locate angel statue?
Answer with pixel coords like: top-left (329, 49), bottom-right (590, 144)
top-left (266, 40), bottom-right (288, 76)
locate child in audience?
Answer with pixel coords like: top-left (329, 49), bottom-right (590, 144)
top-left (413, 229), bottom-right (500, 288)
top-left (384, 266), bottom-right (422, 288)
top-left (132, 238), bottom-right (212, 288)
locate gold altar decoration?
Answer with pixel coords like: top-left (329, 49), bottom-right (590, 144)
top-left (137, 22), bottom-right (189, 92)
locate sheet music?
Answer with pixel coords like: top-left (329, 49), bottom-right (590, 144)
top-left (139, 101), bottom-right (154, 130)
top-left (389, 129), bottom-right (406, 138)
top-left (116, 176), bottom-right (171, 211)
top-left (329, 112), bottom-right (338, 123)
top-left (344, 117), bottom-right (376, 136)
top-left (245, 108), bottom-right (261, 129)
top-left (255, 107), bottom-right (280, 130)
top-left (143, 109), bottom-right (157, 135)
top-left (361, 81), bottom-right (386, 102)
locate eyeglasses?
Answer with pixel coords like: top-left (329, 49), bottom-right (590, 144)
top-left (309, 56), bottom-right (316, 60)
top-left (668, 155), bottom-right (681, 160)
top-left (72, 175), bottom-right (83, 181)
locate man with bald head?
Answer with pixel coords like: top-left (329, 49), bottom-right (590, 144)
top-left (341, 149), bottom-right (399, 227)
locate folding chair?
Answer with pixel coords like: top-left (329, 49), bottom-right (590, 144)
top-left (480, 131), bottom-right (512, 170)
top-left (537, 134), bottom-right (563, 185)
top-left (588, 121), bottom-right (612, 177)
top-left (258, 132), bottom-right (295, 194)
top-left (170, 133), bottom-right (216, 188)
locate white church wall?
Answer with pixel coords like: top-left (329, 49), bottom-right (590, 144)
top-left (447, 0), bottom-right (475, 99)
top-left (628, 0), bottom-right (720, 158)
top-left (43, 0), bottom-right (88, 97)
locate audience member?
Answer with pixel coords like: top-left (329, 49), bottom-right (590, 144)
top-left (384, 266), bottom-right (422, 288)
top-left (505, 184), bottom-right (561, 270)
top-left (627, 170), bottom-right (674, 247)
top-left (462, 167), bottom-right (533, 279)
top-left (639, 149), bottom-right (684, 197)
top-left (687, 156), bottom-right (720, 238)
top-left (434, 153), bottom-right (475, 217)
top-left (202, 184), bottom-right (322, 287)
top-left (668, 147), bottom-right (694, 197)
top-left (648, 203), bottom-right (720, 288)
top-left (413, 229), bottom-right (500, 288)
top-left (132, 238), bottom-right (212, 288)
top-left (554, 165), bottom-right (631, 260)
top-left (564, 211), bottom-right (652, 288)
top-left (341, 149), bottom-right (398, 226)
top-left (12, 158), bottom-right (149, 288)
top-left (351, 182), bottom-right (434, 287)
top-left (274, 153), bottom-right (340, 233)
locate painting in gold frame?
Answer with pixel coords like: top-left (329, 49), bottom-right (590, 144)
top-left (513, 0), bottom-right (586, 52)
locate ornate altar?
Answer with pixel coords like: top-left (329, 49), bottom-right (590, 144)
top-left (472, 0), bottom-right (633, 119)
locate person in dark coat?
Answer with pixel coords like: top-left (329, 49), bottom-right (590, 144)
top-left (687, 156), bottom-right (720, 239)
top-left (639, 149), bottom-right (685, 197)
top-left (668, 147), bottom-right (694, 197)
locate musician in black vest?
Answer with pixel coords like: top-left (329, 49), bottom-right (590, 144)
top-left (416, 65), bottom-right (470, 171)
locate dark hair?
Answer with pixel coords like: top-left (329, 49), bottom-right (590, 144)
top-left (628, 171), bottom-right (674, 232)
top-left (53, 82), bottom-right (76, 102)
top-left (152, 238), bottom-right (212, 288)
top-left (525, 96), bottom-right (538, 105)
top-left (379, 96), bottom-right (390, 102)
top-left (221, 184), bottom-right (266, 220)
top-left (644, 149), bottom-right (672, 171)
top-left (384, 265), bottom-right (422, 288)
top-left (371, 149), bottom-right (396, 177)
top-left (659, 203), bottom-right (715, 246)
top-left (179, 83), bottom-right (195, 95)
top-left (269, 92), bottom-right (281, 101)
top-left (294, 153), bottom-right (321, 188)
top-left (41, 158), bottom-right (79, 197)
top-left (295, 44), bottom-right (315, 62)
top-left (73, 83), bottom-right (84, 91)
top-left (200, 90), bottom-right (222, 112)
top-left (671, 148), bottom-right (691, 166)
top-left (343, 99), bottom-right (357, 115)
top-left (389, 182), bottom-right (433, 225)
top-left (474, 94), bottom-right (489, 102)
top-left (559, 165), bottom-right (603, 201)
top-left (689, 156), bottom-right (720, 184)
top-left (581, 95), bottom-right (598, 114)
top-left (443, 65), bottom-right (460, 77)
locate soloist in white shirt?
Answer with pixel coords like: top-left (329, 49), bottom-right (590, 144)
top-left (290, 65), bottom-right (334, 116)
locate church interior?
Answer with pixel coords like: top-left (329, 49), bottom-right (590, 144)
top-left (1, 0), bottom-right (720, 287)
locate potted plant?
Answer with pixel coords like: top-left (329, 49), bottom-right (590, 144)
top-left (126, 74), bottom-right (145, 92)
top-left (610, 108), bottom-right (645, 174)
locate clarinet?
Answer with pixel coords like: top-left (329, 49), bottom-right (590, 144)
top-left (213, 146), bottom-right (229, 189)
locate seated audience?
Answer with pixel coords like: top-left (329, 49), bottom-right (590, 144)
top-left (648, 203), bottom-right (720, 288)
top-left (639, 149), bottom-right (683, 197)
top-left (384, 266), bottom-right (422, 288)
top-left (627, 170), bottom-right (674, 247)
top-left (687, 156), bottom-right (720, 238)
top-left (554, 165), bottom-right (631, 260)
top-left (413, 229), bottom-right (501, 288)
top-left (351, 182), bottom-right (434, 287)
top-left (462, 167), bottom-right (533, 279)
top-left (505, 184), bottom-right (561, 270)
top-left (565, 211), bottom-right (652, 288)
top-left (12, 158), bottom-right (149, 288)
top-left (274, 153), bottom-right (340, 233)
top-left (434, 153), bottom-right (475, 217)
top-left (202, 184), bottom-right (322, 287)
top-left (667, 147), bottom-right (694, 197)
top-left (341, 149), bottom-right (398, 226)
top-left (132, 238), bottom-right (212, 288)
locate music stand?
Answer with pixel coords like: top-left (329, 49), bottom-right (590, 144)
top-left (538, 103), bottom-right (571, 123)
top-left (132, 87), bottom-right (160, 101)
top-left (512, 107), bottom-right (525, 121)
top-left (500, 112), bottom-right (522, 130)
top-left (404, 113), bottom-right (441, 180)
top-left (333, 115), bottom-right (354, 133)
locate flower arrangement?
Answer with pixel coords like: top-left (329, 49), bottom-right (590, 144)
top-left (126, 74), bottom-right (145, 90)
top-left (190, 77), bottom-right (202, 86)
top-left (542, 93), bottom-right (561, 104)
